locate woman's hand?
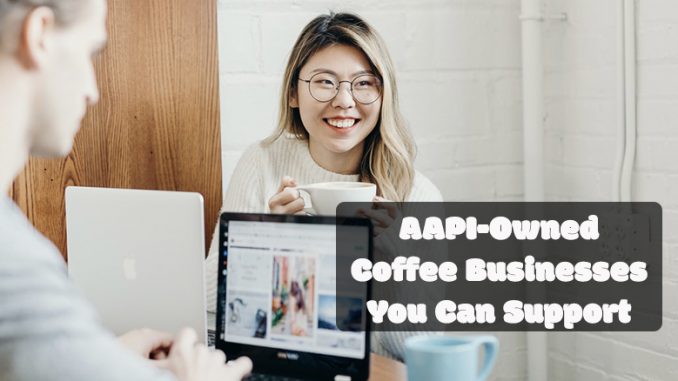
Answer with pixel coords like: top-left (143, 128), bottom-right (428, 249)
top-left (268, 176), bottom-right (305, 214)
top-left (358, 196), bottom-right (400, 236)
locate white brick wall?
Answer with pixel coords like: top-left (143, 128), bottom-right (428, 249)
top-left (217, 1), bottom-right (526, 379)
top-left (544, 0), bottom-right (678, 379)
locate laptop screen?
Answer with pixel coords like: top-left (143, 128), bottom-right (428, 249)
top-left (215, 213), bottom-right (371, 380)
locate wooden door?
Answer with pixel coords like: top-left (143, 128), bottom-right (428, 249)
top-left (10, 0), bottom-right (222, 259)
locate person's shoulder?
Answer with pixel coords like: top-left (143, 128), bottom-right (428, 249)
top-left (242, 134), bottom-right (305, 162)
top-left (0, 202), bottom-right (62, 265)
top-left (234, 138), bottom-right (272, 169)
top-left (409, 170), bottom-right (444, 202)
top-left (262, 133), bottom-right (306, 153)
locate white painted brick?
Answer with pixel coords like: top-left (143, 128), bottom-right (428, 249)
top-left (632, 172), bottom-right (669, 204)
top-left (399, 72), bottom-right (490, 138)
top-left (635, 138), bottom-right (678, 172)
top-left (495, 165), bottom-right (523, 197)
top-left (665, 281), bottom-right (678, 320)
top-left (543, 27), bottom-right (616, 70)
top-left (493, 195), bottom-right (524, 201)
top-left (545, 194), bottom-right (574, 202)
top-left (220, 76), bottom-right (280, 150)
top-left (259, 12), bottom-right (318, 75)
top-left (637, 100), bottom-right (678, 136)
top-left (544, 67), bottom-right (617, 99)
top-left (414, 138), bottom-right (457, 171)
top-left (461, 135), bottom-right (519, 167)
top-left (403, 7), bottom-right (521, 71)
top-left (357, 11), bottom-right (409, 71)
top-left (638, 24), bottom-right (678, 64)
top-left (545, 0), bottom-right (617, 30)
top-left (493, 132), bottom-right (524, 164)
top-left (218, 12), bottom-right (260, 73)
top-left (544, 133), bottom-right (564, 164)
top-left (667, 176), bottom-right (678, 207)
top-left (488, 72), bottom-right (523, 133)
top-left (638, 64), bottom-right (678, 99)
top-left (545, 166), bottom-right (609, 200)
top-left (548, 332), bottom-right (576, 360)
top-left (595, 318), bottom-right (678, 359)
top-left (549, 355), bottom-right (640, 381)
top-left (637, 0), bottom-right (678, 24)
top-left (548, 356), bottom-right (610, 381)
top-left (428, 167), bottom-right (496, 201)
top-left (666, 243), bottom-right (678, 279)
top-left (666, 212), bottom-right (678, 244)
top-left (566, 333), bottom-right (678, 379)
top-left (561, 135), bottom-right (616, 169)
top-left (544, 99), bottom-right (616, 136)
top-left (491, 350), bottom-right (527, 380)
top-left (416, 133), bottom-right (522, 171)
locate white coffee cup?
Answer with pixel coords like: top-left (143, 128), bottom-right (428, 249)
top-left (293, 182), bottom-right (377, 216)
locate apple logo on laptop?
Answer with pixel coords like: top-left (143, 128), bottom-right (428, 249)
top-left (123, 257), bottom-right (138, 280)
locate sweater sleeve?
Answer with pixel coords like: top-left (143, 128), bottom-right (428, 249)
top-left (205, 144), bottom-right (266, 313)
top-left (408, 171), bottom-right (444, 202)
top-left (0, 213), bottom-right (177, 381)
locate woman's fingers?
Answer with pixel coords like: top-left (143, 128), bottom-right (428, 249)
top-left (373, 196), bottom-right (399, 219)
top-left (269, 190), bottom-right (305, 214)
top-left (269, 176), bottom-right (307, 214)
top-left (360, 207), bottom-right (393, 229)
top-left (276, 176), bottom-right (297, 193)
top-left (269, 187), bottom-right (298, 206)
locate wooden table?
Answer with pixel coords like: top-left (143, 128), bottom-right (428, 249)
top-left (369, 354), bottom-right (406, 381)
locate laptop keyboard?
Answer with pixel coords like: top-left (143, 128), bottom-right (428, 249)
top-left (208, 331), bottom-right (306, 381)
top-left (244, 374), bottom-right (307, 381)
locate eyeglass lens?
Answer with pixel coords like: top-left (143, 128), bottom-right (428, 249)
top-left (308, 73), bottom-right (381, 104)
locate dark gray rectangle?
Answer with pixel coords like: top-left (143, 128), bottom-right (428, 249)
top-left (336, 202), bottom-right (662, 332)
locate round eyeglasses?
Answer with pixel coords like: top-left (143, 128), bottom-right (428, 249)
top-left (298, 72), bottom-right (382, 105)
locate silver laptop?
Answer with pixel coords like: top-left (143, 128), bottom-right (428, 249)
top-left (65, 186), bottom-right (207, 343)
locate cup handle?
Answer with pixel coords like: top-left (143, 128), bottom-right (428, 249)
top-left (288, 186), bottom-right (314, 215)
top-left (474, 336), bottom-right (499, 381)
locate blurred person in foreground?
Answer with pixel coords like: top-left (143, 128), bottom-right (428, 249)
top-left (0, 1), bottom-right (251, 380)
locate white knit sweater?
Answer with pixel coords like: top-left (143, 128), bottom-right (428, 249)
top-left (204, 135), bottom-right (443, 360)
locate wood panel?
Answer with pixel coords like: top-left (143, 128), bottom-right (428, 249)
top-left (11, 0), bottom-right (222, 259)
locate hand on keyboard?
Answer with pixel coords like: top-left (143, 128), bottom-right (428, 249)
top-left (165, 328), bottom-right (253, 381)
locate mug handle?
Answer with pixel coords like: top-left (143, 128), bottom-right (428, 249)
top-left (288, 186), bottom-right (315, 215)
top-left (473, 336), bottom-right (499, 381)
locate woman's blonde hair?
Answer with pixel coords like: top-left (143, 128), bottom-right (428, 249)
top-left (265, 12), bottom-right (415, 201)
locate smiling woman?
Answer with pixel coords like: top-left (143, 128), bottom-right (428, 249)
top-left (268, 12), bottom-right (418, 201)
top-left (205, 11), bottom-right (443, 361)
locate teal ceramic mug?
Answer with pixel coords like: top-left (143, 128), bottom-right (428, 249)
top-left (404, 335), bottom-right (499, 381)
